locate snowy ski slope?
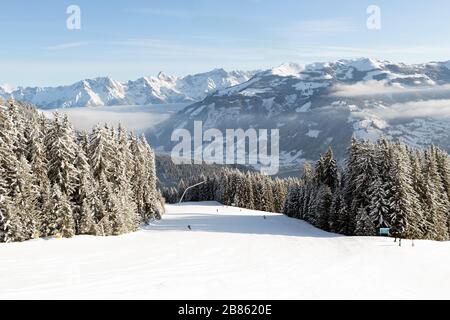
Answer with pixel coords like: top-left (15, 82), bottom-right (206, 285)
top-left (1, 202), bottom-right (450, 300)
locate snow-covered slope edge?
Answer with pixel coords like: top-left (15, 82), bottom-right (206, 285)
top-left (1, 202), bottom-right (449, 300)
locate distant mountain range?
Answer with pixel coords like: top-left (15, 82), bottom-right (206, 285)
top-left (148, 58), bottom-right (450, 167)
top-left (0, 69), bottom-right (257, 109)
top-left (4, 58), bottom-right (450, 168)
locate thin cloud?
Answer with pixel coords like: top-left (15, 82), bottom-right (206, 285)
top-left (125, 6), bottom-right (268, 21)
top-left (285, 45), bottom-right (450, 60)
top-left (126, 8), bottom-right (202, 19)
top-left (332, 81), bottom-right (450, 97)
top-left (274, 18), bottom-right (358, 41)
top-left (293, 19), bottom-right (357, 34)
top-left (46, 42), bottom-right (90, 50)
top-left (381, 99), bottom-right (450, 120)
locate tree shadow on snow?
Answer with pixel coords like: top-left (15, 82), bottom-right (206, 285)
top-left (144, 212), bottom-right (345, 239)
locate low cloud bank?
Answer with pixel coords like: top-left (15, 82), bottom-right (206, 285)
top-left (381, 99), bottom-right (450, 120)
top-left (332, 81), bottom-right (450, 120)
top-left (40, 106), bottom-right (171, 132)
top-left (332, 81), bottom-right (450, 97)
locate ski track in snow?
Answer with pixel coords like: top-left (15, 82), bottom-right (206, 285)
top-left (1, 202), bottom-right (450, 300)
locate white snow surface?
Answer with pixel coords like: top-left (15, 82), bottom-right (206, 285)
top-left (1, 202), bottom-right (450, 300)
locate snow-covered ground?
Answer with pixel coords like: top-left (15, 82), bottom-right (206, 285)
top-left (1, 202), bottom-right (450, 300)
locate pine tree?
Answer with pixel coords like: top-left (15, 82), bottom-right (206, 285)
top-left (230, 172), bottom-right (244, 208)
top-left (355, 206), bottom-right (376, 236)
top-left (0, 195), bottom-right (23, 243)
top-left (46, 114), bottom-right (78, 196)
top-left (405, 151), bottom-right (427, 238)
top-left (8, 103), bottom-right (27, 158)
top-left (39, 185), bottom-right (55, 238)
top-left (256, 176), bottom-right (275, 212)
top-left (434, 147), bottom-right (450, 236)
top-left (238, 172), bottom-right (254, 209)
top-left (316, 148), bottom-right (338, 191)
top-left (78, 130), bottom-right (90, 156)
top-left (44, 185), bottom-right (76, 238)
top-left (347, 140), bottom-right (377, 220)
top-left (140, 135), bottom-right (159, 222)
top-left (388, 145), bottom-right (415, 240)
top-left (29, 126), bottom-right (50, 193)
top-left (422, 150), bottom-right (449, 241)
top-left (315, 185), bottom-right (333, 231)
top-left (58, 191), bottom-right (76, 239)
top-left (106, 186), bottom-right (125, 236)
top-left (130, 135), bottom-right (158, 223)
top-left (73, 144), bottom-right (98, 234)
top-left (116, 126), bottom-right (139, 230)
top-left (272, 179), bottom-right (288, 214)
top-left (329, 186), bottom-right (345, 233)
top-left (337, 199), bottom-right (353, 236)
top-left (305, 184), bottom-right (319, 226)
top-left (302, 185), bottom-right (313, 223)
top-left (96, 173), bottom-right (113, 235)
top-left (13, 156), bottom-right (39, 240)
top-left (284, 184), bottom-right (301, 217)
top-left (0, 107), bottom-right (20, 195)
top-left (89, 125), bottom-right (114, 182)
top-left (368, 174), bottom-right (390, 229)
top-left (78, 196), bottom-right (98, 235)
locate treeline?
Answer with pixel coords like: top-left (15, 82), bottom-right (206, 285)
top-left (0, 101), bottom-right (163, 243)
top-left (163, 168), bottom-right (298, 213)
top-left (285, 139), bottom-right (450, 241)
top-left (155, 153), bottom-right (251, 189)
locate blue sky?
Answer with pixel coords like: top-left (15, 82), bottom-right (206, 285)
top-left (1, 0), bottom-right (450, 87)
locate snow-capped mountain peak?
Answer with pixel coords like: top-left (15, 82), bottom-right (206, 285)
top-left (340, 58), bottom-right (384, 71)
top-left (0, 84), bottom-right (15, 94)
top-left (270, 63), bottom-right (304, 77)
top-left (156, 71), bottom-right (177, 82)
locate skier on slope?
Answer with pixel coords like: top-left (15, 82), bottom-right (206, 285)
top-left (392, 226), bottom-right (405, 247)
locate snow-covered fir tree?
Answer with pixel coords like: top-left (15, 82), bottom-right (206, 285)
top-left (46, 114), bottom-right (78, 197)
top-left (0, 101), bottom-right (163, 243)
top-left (280, 139), bottom-right (450, 241)
top-left (422, 149), bottom-right (449, 241)
top-left (355, 206), bottom-right (376, 236)
top-left (284, 184), bottom-right (302, 218)
top-left (314, 185), bottom-right (333, 231)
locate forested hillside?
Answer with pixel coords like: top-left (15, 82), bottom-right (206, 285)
top-left (163, 168), bottom-right (298, 214)
top-left (0, 101), bottom-right (162, 243)
top-left (155, 154), bottom-right (251, 189)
